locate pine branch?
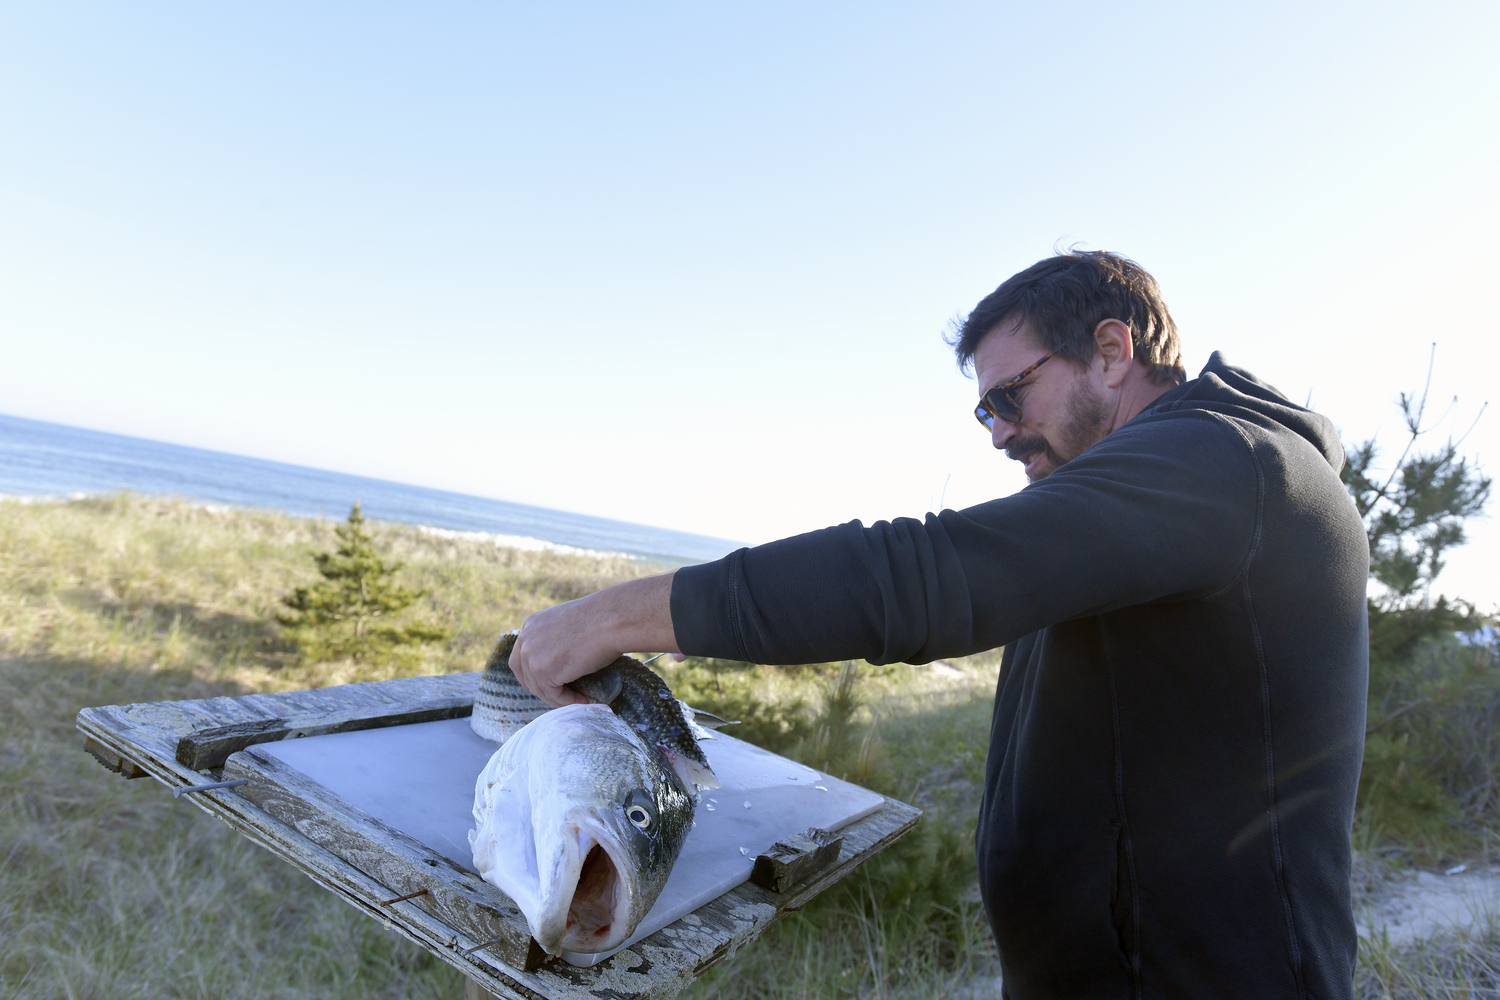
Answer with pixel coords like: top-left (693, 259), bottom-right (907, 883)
top-left (1339, 347), bottom-right (1491, 659)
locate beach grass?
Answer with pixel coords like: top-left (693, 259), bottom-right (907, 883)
top-left (7, 493), bottom-right (1480, 998)
top-left (1358, 920), bottom-right (1500, 999)
top-left (0, 494), bottom-right (1001, 998)
top-left (0, 493), bottom-right (665, 999)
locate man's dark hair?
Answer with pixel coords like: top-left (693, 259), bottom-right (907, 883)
top-left (951, 249), bottom-right (1186, 385)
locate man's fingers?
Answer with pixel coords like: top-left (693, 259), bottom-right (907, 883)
top-left (512, 643), bottom-right (582, 708)
top-left (540, 682), bottom-right (589, 708)
top-left (506, 575), bottom-right (678, 706)
top-left (510, 601), bottom-right (619, 706)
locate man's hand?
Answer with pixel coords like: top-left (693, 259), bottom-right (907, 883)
top-left (510, 571), bottom-right (680, 707)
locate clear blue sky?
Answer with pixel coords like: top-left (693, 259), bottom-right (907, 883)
top-left (2, 2), bottom-right (1497, 605)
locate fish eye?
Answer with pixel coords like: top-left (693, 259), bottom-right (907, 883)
top-left (624, 789), bottom-right (657, 832)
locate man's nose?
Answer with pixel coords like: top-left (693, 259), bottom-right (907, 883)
top-left (991, 418), bottom-right (1020, 451)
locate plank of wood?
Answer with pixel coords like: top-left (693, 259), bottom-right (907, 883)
top-left (750, 827), bottom-right (844, 894)
top-left (176, 700), bottom-right (474, 770)
top-left (83, 735), bottom-right (150, 779)
top-left (80, 672), bottom-right (484, 779)
top-left (74, 671), bottom-right (924, 1000)
top-left (223, 747), bottom-right (549, 972)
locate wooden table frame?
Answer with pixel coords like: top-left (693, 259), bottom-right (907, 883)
top-left (77, 672), bottom-right (922, 1000)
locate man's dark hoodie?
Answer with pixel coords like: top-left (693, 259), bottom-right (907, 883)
top-left (671, 354), bottom-right (1369, 1000)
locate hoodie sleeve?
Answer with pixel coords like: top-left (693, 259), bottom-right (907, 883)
top-left (671, 410), bottom-right (1262, 665)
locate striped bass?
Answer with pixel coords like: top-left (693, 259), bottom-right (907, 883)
top-left (467, 632), bottom-right (720, 955)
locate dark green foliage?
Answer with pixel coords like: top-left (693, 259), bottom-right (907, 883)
top-left (746, 809), bottom-right (980, 990)
top-left (811, 661), bottom-right (863, 772)
top-left (1341, 351), bottom-right (1491, 661)
top-left (667, 657), bottom-right (888, 782)
top-left (278, 503), bottom-right (448, 665)
top-left (1357, 637), bottom-right (1500, 857)
top-left (665, 657), bottom-right (816, 753)
top-left (1344, 353), bottom-right (1497, 859)
top-left (791, 665), bottom-right (976, 945)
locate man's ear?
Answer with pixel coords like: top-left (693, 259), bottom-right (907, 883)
top-left (1093, 318), bottom-right (1134, 388)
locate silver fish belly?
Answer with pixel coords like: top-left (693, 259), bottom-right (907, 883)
top-left (468, 632), bottom-right (711, 955)
top-left (470, 704), bottom-right (692, 955)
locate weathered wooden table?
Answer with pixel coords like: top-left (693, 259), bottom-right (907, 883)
top-left (77, 672), bottom-right (921, 1000)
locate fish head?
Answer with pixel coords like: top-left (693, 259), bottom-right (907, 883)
top-left (471, 703), bottom-right (693, 956)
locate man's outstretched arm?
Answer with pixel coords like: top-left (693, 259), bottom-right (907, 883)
top-left (509, 571), bottom-right (679, 706)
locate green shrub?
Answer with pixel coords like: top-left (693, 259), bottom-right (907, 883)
top-left (666, 656), bottom-right (816, 754)
top-left (1357, 635), bottom-right (1500, 859)
top-left (1341, 351), bottom-right (1491, 663)
top-left (1343, 356), bottom-right (1496, 861)
top-left (278, 502), bottom-right (448, 665)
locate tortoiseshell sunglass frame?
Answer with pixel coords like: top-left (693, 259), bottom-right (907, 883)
top-left (974, 354), bottom-right (1053, 430)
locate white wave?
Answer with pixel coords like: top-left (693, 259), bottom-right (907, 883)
top-left (0, 492), bottom-right (236, 514)
top-left (0, 491), bottom-right (92, 504)
top-left (0, 491), bottom-right (641, 561)
top-left (416, 524), bottom-right (634, 561)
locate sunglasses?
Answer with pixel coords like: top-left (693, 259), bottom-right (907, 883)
top-left (974, 354), bottom-right (1052, 430)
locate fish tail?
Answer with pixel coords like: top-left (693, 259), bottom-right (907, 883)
top-left (471, 631), bottom-right (550, 744)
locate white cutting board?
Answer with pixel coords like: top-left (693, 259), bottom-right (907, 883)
top-left (258, 717), bottom-right (884, 966)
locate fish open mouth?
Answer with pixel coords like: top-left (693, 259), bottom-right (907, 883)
top-left (560, 839), bottom-right (630, 952)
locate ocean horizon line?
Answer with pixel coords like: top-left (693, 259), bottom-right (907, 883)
top-left (0, 489), bottom-right (653, 563)
top-left (0, 412), bottom-right (744, 565)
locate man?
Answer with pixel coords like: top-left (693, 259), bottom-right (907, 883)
top-left (511, 250), bottom-right (1369, 999)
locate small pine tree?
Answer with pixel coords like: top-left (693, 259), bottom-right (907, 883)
top-left (1341, 348), bottom-right (1492, 661)
top-left (279, 502), bottom-right (448, 665)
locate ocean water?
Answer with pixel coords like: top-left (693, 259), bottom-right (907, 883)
top-left (0, 413), bottom-right (742, 565)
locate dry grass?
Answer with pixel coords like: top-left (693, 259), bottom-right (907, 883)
top-left (0, 493), bottom-right (1001, 999)
top-left (8, 492), bottom-right (1493, 998)
top-left (0, 494), bottom-right (655, 999)
top-left (11, 492), bottom-right (1494, 998)
top-left (1359, 920), bottom-right (1500, 999)
top-left (0, 655), bottom-right (465, 1000)
top-left (0, 492), bottom-right (657, 690)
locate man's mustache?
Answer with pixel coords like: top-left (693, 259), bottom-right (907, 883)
top-left (1005, 433), bottom-right (1053, 464)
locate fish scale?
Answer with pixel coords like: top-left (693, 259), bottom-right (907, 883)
top-left (470, 703), bottom-right (694, 955)
top-left (468, 632), bottom-right (711, 955)
top-left (471, 632), bottom-right (550, 744)
top-left (471, 632), bottom-right (720, 789)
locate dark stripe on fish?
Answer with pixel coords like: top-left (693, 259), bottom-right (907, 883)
top-left (471, 632), bottom-right (720, 789)
top-left (570, 657), bottom-right (720, 790)
top-left (471, 632), bottom-right (550, 744)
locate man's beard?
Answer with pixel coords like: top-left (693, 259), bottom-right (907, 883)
top-left (1004, 377), bottom-right (1111, 482)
